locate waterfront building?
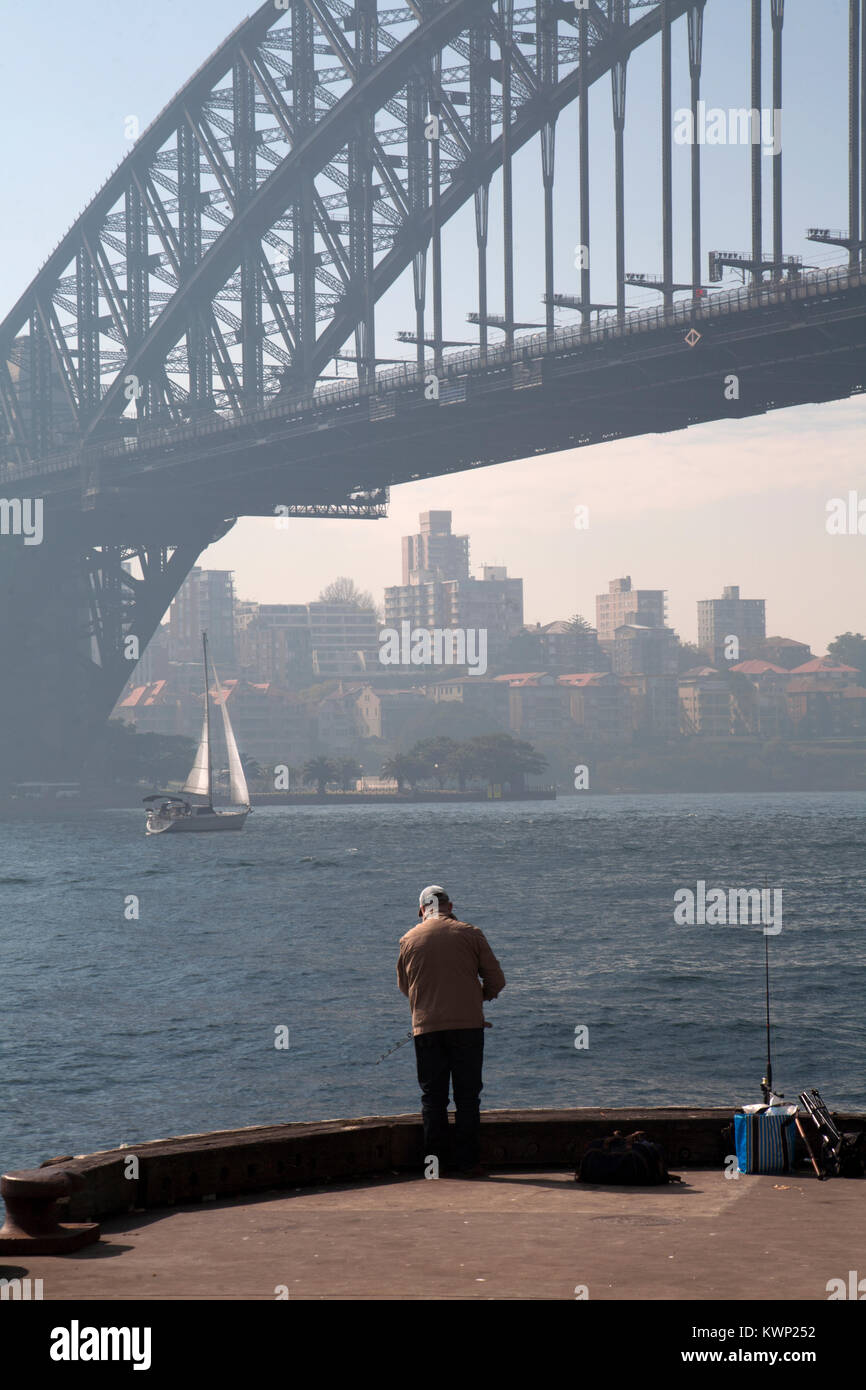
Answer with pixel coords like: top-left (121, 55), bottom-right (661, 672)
top-left (493, 672), bottom-right (573, 740)
top-left (697, 585), bottom-right (766, 666)
top-left (355, 686), bottom-right (430, 740)
top-left (557, 672), bottom-right (629, 743)
top-left (116, 680), bottom-right (185, 737)
top-left (728, 659), bottom-right (791, 736)
top-left (596, 577), bottom-right (667, 647)
top-left (785, 677), bottom-right (866, 737)
top-left (618, 675), bottom-right (680, 740)
top-left (678, 669), bottom-right (732, 736)
top-left (315, 685), bottom-right (366, 751)
top-left (428, 677), bottom-right (511, 725)
top-left (752, 635), bottom-right (813, 670)
top-left (169, 567), bottom-right (236, 671)
top-left (789, 657), bottom-right (859, 684)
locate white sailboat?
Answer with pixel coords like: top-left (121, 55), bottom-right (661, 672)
top-left (144, 632), bottom-right (251, 835)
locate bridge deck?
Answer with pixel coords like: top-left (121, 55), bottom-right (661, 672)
top-left (6, 262), bottom-right (864, 491)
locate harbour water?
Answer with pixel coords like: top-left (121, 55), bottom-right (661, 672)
top-left (0, 793), bottom-right (863, 1183)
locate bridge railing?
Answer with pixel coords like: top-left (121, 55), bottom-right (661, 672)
top-left (3, 261), bottom-right (861, 480)
top-left (202, 260), bottom-right (862, 426)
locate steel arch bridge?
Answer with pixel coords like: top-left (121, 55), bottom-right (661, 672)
top-left (1, 0), bottom-right (865, 781)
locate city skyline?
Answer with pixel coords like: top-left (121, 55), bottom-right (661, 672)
top-left (190, 400), bottom-right (864, 657)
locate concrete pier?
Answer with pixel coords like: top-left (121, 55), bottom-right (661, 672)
top-left (5, 1168), bottom-right (864, 1301)
top-left (2, 1109), bottom-right (862, 1300)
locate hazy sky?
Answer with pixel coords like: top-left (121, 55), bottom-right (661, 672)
top-left (1, 0), bottom-right (863, 652)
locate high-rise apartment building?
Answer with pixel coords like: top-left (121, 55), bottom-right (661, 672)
top-left (169, 567), bottom-right (236, 671)
top-left (522, 620), bottom-right (608, 673)
top-left (402, 510), bottom-right (469, 584)
top-left (596, 577), bottom-right (667, 646)
top-left (307, 602), bottom-right (380, 677)
top-left (386, 515), bottom-right (523, 667)
top-left (612, 624), bottom-right (679, 677)
top-left (697, 585), bottom-right (766, 666)
top-left (239, 604), bottom-right (312, 685)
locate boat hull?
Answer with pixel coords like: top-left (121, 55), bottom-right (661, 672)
top-left (146, 809), bottom-right (249, 835)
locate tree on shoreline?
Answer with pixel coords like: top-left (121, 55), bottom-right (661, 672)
top-left (302, 756), bottom-right (336, 794)
top-left (380, 753), bottom-right (426, 791)
top-left (409, 737), bottom-right (461, 787)
top-left (386, 734), bottom-right (547, 792)
top-left (467, 733), bottom-right (547, 792)
top-left (335, 757), bottom-right (363, 791)
top-left (443, 741), bottom-right (481, 791)
top-left (83, 719), bottom-right (196, 788)
top-left (828, 632), bottom-right (866, 684)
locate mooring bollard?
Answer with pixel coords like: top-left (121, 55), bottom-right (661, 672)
top-left (0, 1168), bottom-right (100, 1254)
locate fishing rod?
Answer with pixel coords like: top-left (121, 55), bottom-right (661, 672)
top-left (760, 930), bottom-right (773, 1106)
top-left (375, 1017), bottom-right (493, 1063)
top-left (375, 1030), bottom-right (413, 1064)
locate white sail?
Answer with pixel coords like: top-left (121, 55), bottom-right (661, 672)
top-left (183, 711), bottom-right (211, 798)
top-left (212, 664), bottom-right (250, 807)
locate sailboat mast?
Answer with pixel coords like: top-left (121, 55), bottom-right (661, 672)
top-left (202, 631), bottom-right (214, 807)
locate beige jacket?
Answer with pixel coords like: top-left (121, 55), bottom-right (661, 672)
top-left (397, 913), bottom-right (506, 1036)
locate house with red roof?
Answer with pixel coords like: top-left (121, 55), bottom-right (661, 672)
top-left (557, 672), bottom-right (629, 743)
top-left (789, 658), bottom-right (859, 680)
top-left (786, 676), bottom-right (866, 736)
top-left (116, 680), bottom-right (184, 736)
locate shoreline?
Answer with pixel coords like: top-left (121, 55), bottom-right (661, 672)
top-left (3, 785), bottom-right (866, 818)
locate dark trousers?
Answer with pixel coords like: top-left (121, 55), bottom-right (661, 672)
top-left (414, 1028), bottom-right (484, 1171)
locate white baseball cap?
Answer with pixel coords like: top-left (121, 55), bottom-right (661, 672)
top-left (419, 884), bottom-right (448, 910)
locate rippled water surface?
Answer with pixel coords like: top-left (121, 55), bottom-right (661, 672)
top-left (0, 793), bottom-right (863, 1178)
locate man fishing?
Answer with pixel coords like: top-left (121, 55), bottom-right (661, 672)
top-left (397, 884), bottom-right (506, 1178)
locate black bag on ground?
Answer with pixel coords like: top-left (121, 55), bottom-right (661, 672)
top-left (575, 1130), bottom-right (681, 1185)
top-left (839, 1130), bottom-right (866, 1178)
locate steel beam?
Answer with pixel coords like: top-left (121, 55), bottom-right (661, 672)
top-left (771, 1), bottom-right (784, 279)
top-left (851, 0), bottom-right (862, 267)
top-left (431, 52), bottom-right (444, 375)
top-left (751, 0), bottom-right (763, 283)
top-left (661, 0), bottom-right (673, 310)
top-left (688, 2), bottom-right (705, 298)
top-left (611, 2), bottom-right (629, 321)
top-left (499, 0), bottom-right (515, 353)
top-left (470, 17), bottom-right (492, 362)
top-left (579, 5), bottom-right (591, 324)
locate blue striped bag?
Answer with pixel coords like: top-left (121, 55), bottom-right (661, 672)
top-left (735, 1105), bottom-right (798, 1174)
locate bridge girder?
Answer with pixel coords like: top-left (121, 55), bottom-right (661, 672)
top-left (0, 0), bottom-right (693, 466)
